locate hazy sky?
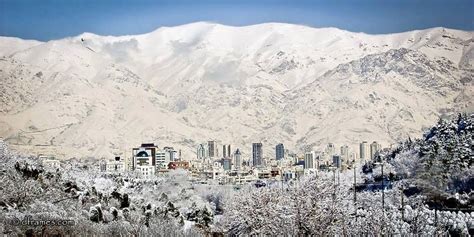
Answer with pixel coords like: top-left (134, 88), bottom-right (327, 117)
top-left (1, 0), bottom-right (473, 41)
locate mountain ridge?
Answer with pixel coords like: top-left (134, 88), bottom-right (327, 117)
top-left (0, 23), bottom-right (472, 159)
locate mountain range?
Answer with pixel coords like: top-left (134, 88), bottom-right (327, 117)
top-left (0, 22), bottom-right (472, 159)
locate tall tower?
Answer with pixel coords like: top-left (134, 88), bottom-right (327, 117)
top-left (370, 141), bottom-right (382, 160)
top-left (333, 155), bottom-right (342, 169)
top-left (227, 144), bottom-right (231, 158)
top-left (340, 145), bottom-right (349, 163)
top-left (222, 145), bottom-right (227, 158)
top-left (304, 151), bottom-right (315, 169)
top-left (197, 143), bottom-right (208, 159)
top-left (234, 149), bottom-right (241, 170)
top-left (275, 143), bottom-right (285, 160)
top-left (208, 141), bottom-right (216, 158)
top-left (359, 141), bottom-right (369, 162)
top-left (350, 152), bottom-right (358, 163)
top-left (326, 143), bottom-right (336, 157)
top-left (252, 143), bottom-right (263, 167)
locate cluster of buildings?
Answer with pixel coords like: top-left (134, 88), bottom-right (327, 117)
top-left (99, 143), bottom-right (185, 178)
top-left (96, 140), bottom-right (386, 185)
top-left (187, 140), bottom-right (385, 185)
top-left (302, 141), bottom-right (383, 171)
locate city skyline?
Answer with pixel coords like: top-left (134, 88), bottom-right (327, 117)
top-left (0, 0), bottom-right (472, 235)
top-left (2, 113), bottom-right (472, 235)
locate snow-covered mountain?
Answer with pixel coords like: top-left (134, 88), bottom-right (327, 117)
top-left (0, 22), bottom-right (472, 159)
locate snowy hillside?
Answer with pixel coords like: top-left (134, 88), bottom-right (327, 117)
top-left (0, 22), bottom-right (472, 159)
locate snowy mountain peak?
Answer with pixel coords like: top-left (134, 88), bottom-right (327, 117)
top-left (0, 23), bottom-right (472, 159)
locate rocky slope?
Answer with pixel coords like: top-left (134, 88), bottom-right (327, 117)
top-left (0, 22), bottom-right (472, 159)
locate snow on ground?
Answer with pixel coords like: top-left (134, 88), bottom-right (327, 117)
top-left (0, 22), bottom-right (472, 159)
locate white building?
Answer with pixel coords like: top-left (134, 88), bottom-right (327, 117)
top-left (163, 147), bottom-right (178, 161)
top-left (210, 163), bottom-right (225, 180)
top-left (359, 141), bottom-right (369, 163)
top-left (350, 152), bottom-right (358, 163)
top-left (39, 155), bottom-right (60, 169)
top-left (304, 168), bottom-right (318, 175)
top-left (282, 166), bottom-right (304, 181)
top-left (340, 145), bottom-right (349, 162)
top-left (283, 170), bottom-right (297, 181)
top-left (277, 157), bottom-right (293, 168)
top-left (326, 143), bottom-right (336, 157)
top-left (155, 151), bottom-right (169, 170)
top-left (229, 171), bottom-right (256, 184)
top-left (370, 141), bottom-right (382, 160)
top-left (136, 165), bottom-right (155, 178)
top-left (318, 151), bottom-right (330, 166)
top-left (99, 157), bottom-right (125, 173)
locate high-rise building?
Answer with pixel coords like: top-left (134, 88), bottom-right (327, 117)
top-left (252, 143), bottom-right (263, 167)
top-left (221, 144), bottom-right (232, 158)
top-left (312, 152), bottom-right (321, 169)
top-left (326, 143), bottom-right (336, 157)
top-left (132, 143), bottom-right (158, 177)
top-left (275, 143), bottom-right (285, 160)
top-left (163, 147), bottom-right (177, 162)
top-left (155, 150), bottom-right (169, 169)
top-left (132, 143), bottom-right (157, 168)
top-left (317, 151), bottom-right (329, 166)
top-left (125, 155), bottom-right (133, 171)
top-left (196, 143), bottom-right (208, 159)
top-left (234, 149), bottom-right (241, 170)
top-left (208, 141), bottom-right (216, 158)
top-left (359, 141), bottom-right (369, 162)
top-left (340, 145), bottom-right (349, 162)
top-left (370, 141), bottom-right (382, 160)
top-left (350, 152), bottom-right (358, 163)
top-left (333, 155), bottom-right (342, 169)
top-left (304, 151), bottom-right (315, 169)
